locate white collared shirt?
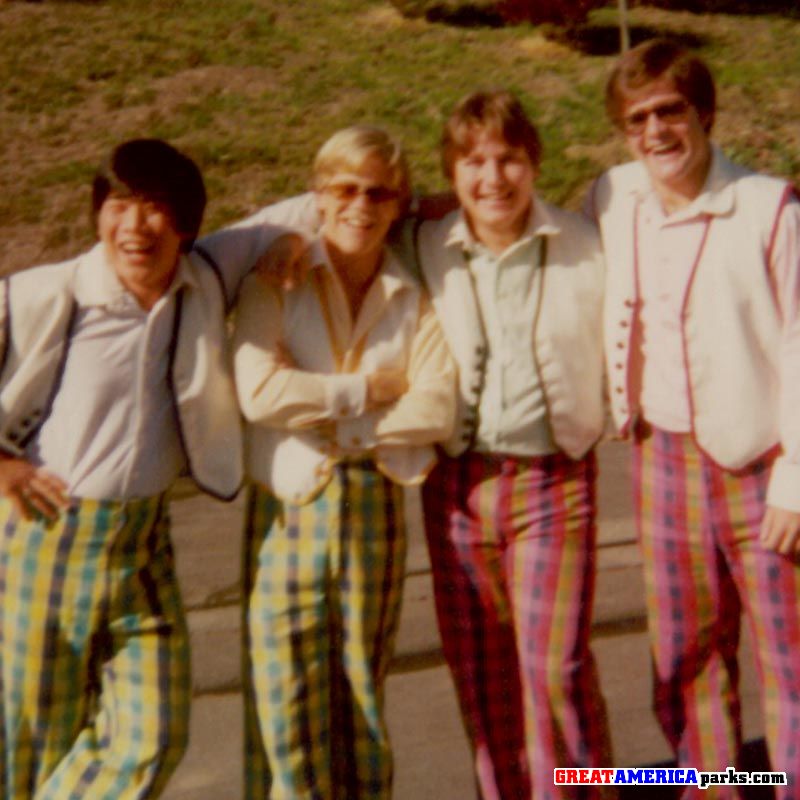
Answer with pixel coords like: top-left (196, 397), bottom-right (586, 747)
top-left (636, 191), bottom-right (709, 432)
top-left (594, 147), bottom-right (800, 509)
top-left (445, 208), bottom-right (556, 456)
top-left (234, 238), bottom-right (456, 501)
top-left (27, 245), bottom-right (188, 499)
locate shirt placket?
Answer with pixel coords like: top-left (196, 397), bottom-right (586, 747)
top-left (121, 296), bottom-right (174, 496)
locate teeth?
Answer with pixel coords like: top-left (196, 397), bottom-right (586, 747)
top-left (651, 143), bottom-right (679, 155)
top-left (121, 243), bottom-right (152, 253)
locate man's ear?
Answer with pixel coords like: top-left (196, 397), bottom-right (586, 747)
top-left (177, 227), bottom-right (195, 253)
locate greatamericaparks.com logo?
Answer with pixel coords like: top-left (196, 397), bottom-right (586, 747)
top-left (554, 766), bottom-right (788, 790)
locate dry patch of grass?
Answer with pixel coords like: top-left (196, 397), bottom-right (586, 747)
top-left (360, 3), bottom-right (410, 27)
top-left (518, 32), bottom-right (574, 59)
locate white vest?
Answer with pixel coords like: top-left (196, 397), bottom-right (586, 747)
top-left (594, 150), bottom-right (796, 475)
top-left (416, 200), bottom-right (605, 460)
top-left (0, 250), bottom-right (243, 500)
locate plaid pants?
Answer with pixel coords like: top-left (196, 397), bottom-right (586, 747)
top-left (634, 426), bottom-right (800, 799)
top-left (422, 450), bottom-right (612, 800)
top-left (242, 462), bottom-right (407, 800)
top-left (0, 495), bottom-right (190, 800)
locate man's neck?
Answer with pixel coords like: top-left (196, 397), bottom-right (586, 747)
top-left (118, 270), bottom-right (176, 311)
top-left (469, 205), bottom-right (531, 257)
top-left (327, 245), bottom-right (383, 320)
top-left (654, 146), bottom-right (713, 216)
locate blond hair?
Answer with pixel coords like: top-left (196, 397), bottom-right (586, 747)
top-left (312, 125), bottom-right (411, 210)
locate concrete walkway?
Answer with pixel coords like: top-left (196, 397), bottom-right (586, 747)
top-left (162, 442), bottom-right (766, 800)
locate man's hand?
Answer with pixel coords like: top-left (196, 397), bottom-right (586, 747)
top-left (253, 233), bottom-right (312, 290)
top-left (0, 456), bottom-right (69, 522)
top-left (760, 505), bottom-right (800, 556)
top-left (366, 369), bottom-right (408, 408)
top-left (273, 341), bottom-right (296, 370)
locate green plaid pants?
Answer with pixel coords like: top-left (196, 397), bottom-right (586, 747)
top-left (0, 495), bottom-right (190, 800)
top-left (242, 462), bottom-right (407, 800)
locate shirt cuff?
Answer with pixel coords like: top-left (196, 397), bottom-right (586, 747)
top-left (324, 374), bottom-right (367, 420)
top-left (336, 415), bottom-right (377, 453)
top-left (766, 456), bottom-right (800, 512)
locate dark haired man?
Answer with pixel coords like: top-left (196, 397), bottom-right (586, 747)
top-left (416, 88), bottom-right (612, 800)
top-left (0, 138), bottom-right (277, 799)
top-left (588, 39), bottom-right (800, 794)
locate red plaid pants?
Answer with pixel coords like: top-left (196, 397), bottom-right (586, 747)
top-left (423, 450), bottom-right (612, 800)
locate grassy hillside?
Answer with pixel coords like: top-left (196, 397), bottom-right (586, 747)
top-left (1, 0), bottom-right (798, 273)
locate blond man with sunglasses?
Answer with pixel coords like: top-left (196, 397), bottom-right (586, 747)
top-left (587, 39), bottom-right (800, 794)
top-left (231, 125), bottom-right (456, 800)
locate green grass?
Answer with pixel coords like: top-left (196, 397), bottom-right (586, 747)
top-left (0, 0), bottom-right (798, 272)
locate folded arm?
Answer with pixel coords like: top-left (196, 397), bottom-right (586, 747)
top-left (335, 299), bottom-right (457, 451)
top-left (233, 274), bottom-right (368, 429)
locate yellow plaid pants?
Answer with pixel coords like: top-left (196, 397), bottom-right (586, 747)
top-left (242, 462), bottom-right (407, 800)
top-left (0, 495), bottom-right (190, 800)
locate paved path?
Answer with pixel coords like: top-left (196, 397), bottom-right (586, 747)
top-left (162, 442), bottom-right (765, 799)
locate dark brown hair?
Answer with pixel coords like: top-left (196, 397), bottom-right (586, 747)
top-left (605, 38), bottom-right (716, 133)
top-left (441, 89), bottom-right (542, 179)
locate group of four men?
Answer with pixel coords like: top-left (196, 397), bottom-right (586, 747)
top-left (1, 36), bottom-right (798, 800)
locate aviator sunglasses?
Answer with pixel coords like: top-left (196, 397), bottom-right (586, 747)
top-left (623, 98), bottom-right (691, 135)
top-left (323, 181), bottom-right (400, 204)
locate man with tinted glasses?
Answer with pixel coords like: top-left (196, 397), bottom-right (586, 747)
top-left (232, 125), bottom-right (455, 800)
top-left (587, 38), bottom-right (800, 793)
top-left (237, 93), bottom-right (613, 799)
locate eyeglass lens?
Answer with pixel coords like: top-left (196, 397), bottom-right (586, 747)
top-left (624, 99), bottom-right (690, 133)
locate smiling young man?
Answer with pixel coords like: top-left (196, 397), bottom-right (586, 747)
top-left (232, 125), bottom-right (455, 800)
top-left (414, 89), bottom-right (612, 800)
top-left (0, 139), bottom-right (245, 799)
top-left (588, 39), bottom-right (800, 794)
top-left (223, 94), bottom-right (611, 798)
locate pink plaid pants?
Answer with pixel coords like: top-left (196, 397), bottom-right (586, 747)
top-left (634, 425), bottom-right (800, 799)
top-left (423, 449), bottom-right (612, 800)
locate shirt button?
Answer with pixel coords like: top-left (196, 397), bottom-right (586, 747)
top-left (351, 436), bottom-right (362, 447)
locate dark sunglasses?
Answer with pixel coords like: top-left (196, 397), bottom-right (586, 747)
top-left (623, 99), bottom-right (691, 135)
top-left (323, 182), bottom-right (400, 204)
